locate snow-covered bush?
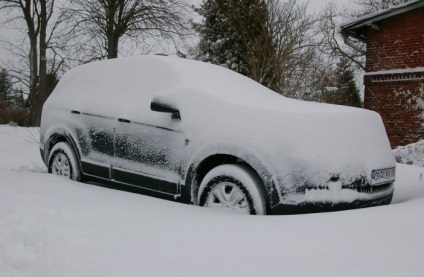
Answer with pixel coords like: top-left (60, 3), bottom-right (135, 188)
top-left (394, 83), bottom-right (424, 124)
top-left (393, 139), bottom-right (424, 167)
top-left (391, 84), bottom-right (424, 167)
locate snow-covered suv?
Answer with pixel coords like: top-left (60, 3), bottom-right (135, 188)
top-left (40, 55), bottom-right (396, 215)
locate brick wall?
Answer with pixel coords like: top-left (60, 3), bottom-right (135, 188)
top-left (363, 7), bottom-right (424, 148)
top-left (364, 73), bottom-right (424, 148)
top-left (365, 7), bottom-right (424, 72)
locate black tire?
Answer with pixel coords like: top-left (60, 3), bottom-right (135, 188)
top-left (48, 141), bottom-right (82, 181)
top-left (198, 164), bottom-right (266, 215)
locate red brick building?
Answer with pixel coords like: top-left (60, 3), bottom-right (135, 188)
top-left (340, 0), bottom-right (424, 148)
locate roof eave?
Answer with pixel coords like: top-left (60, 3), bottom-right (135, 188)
top-left (340, 0), bottom-right (424, 36)
top-left (339, 0), bottom-right (424, 54)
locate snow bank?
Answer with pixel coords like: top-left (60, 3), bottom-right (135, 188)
top-left (0, 126), bottom-right (45, 173)
top-left (1, 125), bottom-right (424, 276)
top-left (394, 139), bottom-right (424, 167)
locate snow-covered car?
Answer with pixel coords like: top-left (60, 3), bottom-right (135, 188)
top-left (39, 55), bottom-right (396, 215)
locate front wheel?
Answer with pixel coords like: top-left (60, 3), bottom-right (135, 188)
top-left (48, 141), bottom-right (81, 181)
top-left (198, 164), bottom-right (266, 215)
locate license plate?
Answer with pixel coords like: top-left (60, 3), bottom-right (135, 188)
top-left (371, 167), bottom-right (396, 185)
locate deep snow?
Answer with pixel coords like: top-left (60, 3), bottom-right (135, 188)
top-left (1, 125), bottom-right (424, 277)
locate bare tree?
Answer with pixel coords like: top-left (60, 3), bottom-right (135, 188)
top-left (265, 0), bottom-right (319, 97)
top-left (318, 2), bottom-right (366, 71)
top-left (65, 0), bottom-right (190, 60)
top-left (0, 0), bottom-right (66, 126)
top-left (236, 0), bottom-right (320, 96)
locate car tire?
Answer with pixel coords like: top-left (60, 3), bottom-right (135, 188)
top-left (48, 141), bottom-right (82, 181)
top-left (198, 164), bottom-right (266, 215)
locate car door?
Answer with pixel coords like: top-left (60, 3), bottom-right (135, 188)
top-left (112, 112), bottom-right (186, 195)
top-left (71, 110), bottom-right (115, 180)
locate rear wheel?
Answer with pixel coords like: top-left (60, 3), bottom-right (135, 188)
top-left (198, 164), bottom-right (266, 215)
top-left (48, 141), bottom-right (81, 181)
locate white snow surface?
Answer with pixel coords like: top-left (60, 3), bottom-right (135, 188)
top-left (1, 125), bottom-right (424, 276)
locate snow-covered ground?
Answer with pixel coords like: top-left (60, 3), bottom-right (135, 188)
top-left (1, 125), bottom-right (424, 277)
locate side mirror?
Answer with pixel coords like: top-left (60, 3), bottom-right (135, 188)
top-left (150, 100), bottom-right (181, 120)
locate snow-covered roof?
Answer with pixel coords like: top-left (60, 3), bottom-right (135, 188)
top-left (340, 0), bottom-right (424, 42)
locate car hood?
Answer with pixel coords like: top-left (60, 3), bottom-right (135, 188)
top-left (260, 107), bottom-right (395, 190)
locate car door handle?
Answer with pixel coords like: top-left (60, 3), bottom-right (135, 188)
top-left (118, 118), bottom-right (131, 123)
top-left (71, 110), bottom-right (81, 114)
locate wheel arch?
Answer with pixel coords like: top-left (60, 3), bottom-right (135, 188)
top-left (43, 127), bottom-right (82, 170)
top-left (185, 150), bottom-right (279, 214)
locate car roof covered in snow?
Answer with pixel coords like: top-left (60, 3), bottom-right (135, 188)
top-left (50, 55), bottom-right (356, 115)
top-left (53, 55), bottom-right (276, 104)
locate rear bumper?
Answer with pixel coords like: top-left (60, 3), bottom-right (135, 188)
top-left (270, 185), bottom-right (394, 215)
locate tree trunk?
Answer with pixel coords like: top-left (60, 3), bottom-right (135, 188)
top-left (106, 0), bottom-right (119, 59)
top-left (107, 36), bottom-right (119, 59)
top-left (21, 0), bottom-right (39, 126)
top-left (31, 0), bottom-right (48, 126)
